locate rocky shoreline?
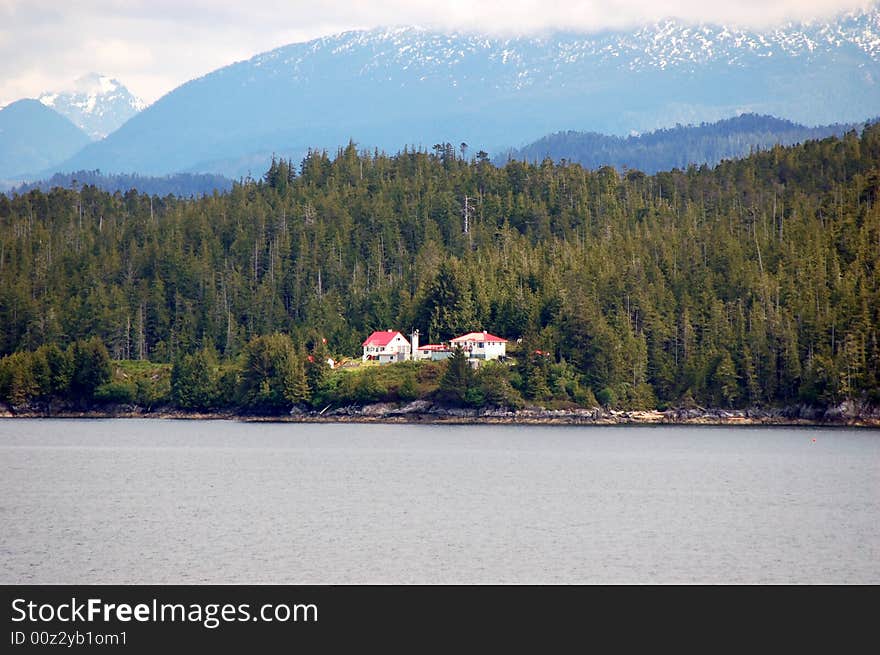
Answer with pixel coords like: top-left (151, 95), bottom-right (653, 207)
top-left (2, 399), bottom-right (879, 427)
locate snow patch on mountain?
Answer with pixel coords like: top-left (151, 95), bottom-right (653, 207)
top-left (240, 3), bottom-right (880, 90)
top-left (39, 73), bottom-right (145, 139)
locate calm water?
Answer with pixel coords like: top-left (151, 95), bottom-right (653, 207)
top-left (0, 419), bottom-right (878, 584)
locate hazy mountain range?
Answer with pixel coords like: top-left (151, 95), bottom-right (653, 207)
top-left (9, 170), bottom-right (234, 197)
top-left (0, 74), bottom-right (143, 184)
top-left (9, 113), bottom-right (868, 196)
top-left (2, 3), bottom-right (879, 184)
top-left (499, 114), bottom-right (872, 173)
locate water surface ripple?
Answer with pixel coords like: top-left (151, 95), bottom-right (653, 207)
top-left (1, 419), bottom-right (877, 583)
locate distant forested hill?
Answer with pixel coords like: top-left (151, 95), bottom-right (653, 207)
top-left (10, 170), bottom-right (234, 197)
top-left (498, 114), bottom-right (872, 173)
top-left (1, 128), bottom-right (878, 412)
top-left (0, 100), bottom-right (91, 182)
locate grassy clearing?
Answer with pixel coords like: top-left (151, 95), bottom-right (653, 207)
top-left (96, 360), bottom-right (172, 406)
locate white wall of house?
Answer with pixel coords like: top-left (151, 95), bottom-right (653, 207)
top-left (362, 333), bottom-right (411, 363)
top-left (424, 348), bottom-right (454, 361)
top-left (452, 337), bottom-right (507, 360)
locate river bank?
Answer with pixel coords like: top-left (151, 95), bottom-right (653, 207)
top-left (2, 399), bottom-right (878, 427)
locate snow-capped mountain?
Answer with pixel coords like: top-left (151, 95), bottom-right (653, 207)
top-left (39, 74), bottom-right (145, 139)
top-left (53, 4), bottom-right (880, 177)
top-left (253, 6), bottom-right (880, 88)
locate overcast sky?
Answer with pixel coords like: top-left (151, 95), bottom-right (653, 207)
top-left (0, 0), bottom-right (872, 107)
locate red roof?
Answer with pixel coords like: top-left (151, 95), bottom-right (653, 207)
top-left (418, 344), bottom-right (450, 351)
top-left (450, 331), bottom-right (508, 343)
top-left (362, 330), bottom-right (407, 347)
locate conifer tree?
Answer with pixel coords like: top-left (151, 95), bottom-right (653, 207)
top-left (439, 346), bottom-right (474, 405)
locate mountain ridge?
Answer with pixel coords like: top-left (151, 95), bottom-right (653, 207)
top-left (46, 4), bottom-right (880, 178)
top-left (498, 113), bottom-right (874, 173)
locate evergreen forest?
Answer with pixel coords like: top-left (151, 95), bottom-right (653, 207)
top-left (1, 126), bottom-right (878, 413)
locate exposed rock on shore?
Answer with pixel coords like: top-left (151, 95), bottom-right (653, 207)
top-left (285, 400), bottom-right (877, 426)
top-left (1, 399), bottom-right (878, 426)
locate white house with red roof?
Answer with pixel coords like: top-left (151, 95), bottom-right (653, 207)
top-left (449, 331), bottom-right (508, 360)
top-left (362, 330), bottom-right (411, 363)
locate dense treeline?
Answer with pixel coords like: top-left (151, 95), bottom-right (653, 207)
top-left (499, 114), bottom-right (869, 175)
top-left (1, 125), bottom-right (879, 411)
top-left (0, 337), bottom-right (112, 407)
top-left (0, 334), bottom-right (574, 413)
top-left (8, 170), bottom-right (235, 197)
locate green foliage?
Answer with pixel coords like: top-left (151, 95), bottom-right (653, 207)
top-left (596, 387), bottom-right (617, 408)
top-left (798, 354), bottom-right (839, 405)
top-left (713, 351), bottom-right (740, 408)
top-left (239, 333), bottom-right (307, 412)
top-left (171, 348), bottom-right (218, 410)
top-left (287, 356), bottom-right (311, 405)
top-left (321, 361), bottom-right (433, 406)
top-left (113, 360), bottom-right (171, 408)
top-left (69, 337), bottom-right (111, 402)
top-left (0, 352), bottom-right (38, 405)
top-left (581, 386), bottom-right (600, 409)
top-left (39, 344), bottom-right (73, 396)
top-left (94, 381), bottom-right (138, 404)
top-left (398, 372), bottom-right (419, 401)
top-left (214, 366), bottom-right (240, 407)
top-left (420, 260), bottom-right (476, 342)
top-left (352, 373), bottom-right (387, 404)
top-left (475, 362), bottom-right (523, 409)
top-left (438, 346), bottom-right (476, 405)
top-left (0, 338), bottom-right (110, 406)
top-left (304, 345), bottom-right (330, 403)
top-left (514, 343), bottom-right (552, 402)
top-left (416, 362), bottom-right (444, 384)
top-left (1, 125), bottom-right (879, 410)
